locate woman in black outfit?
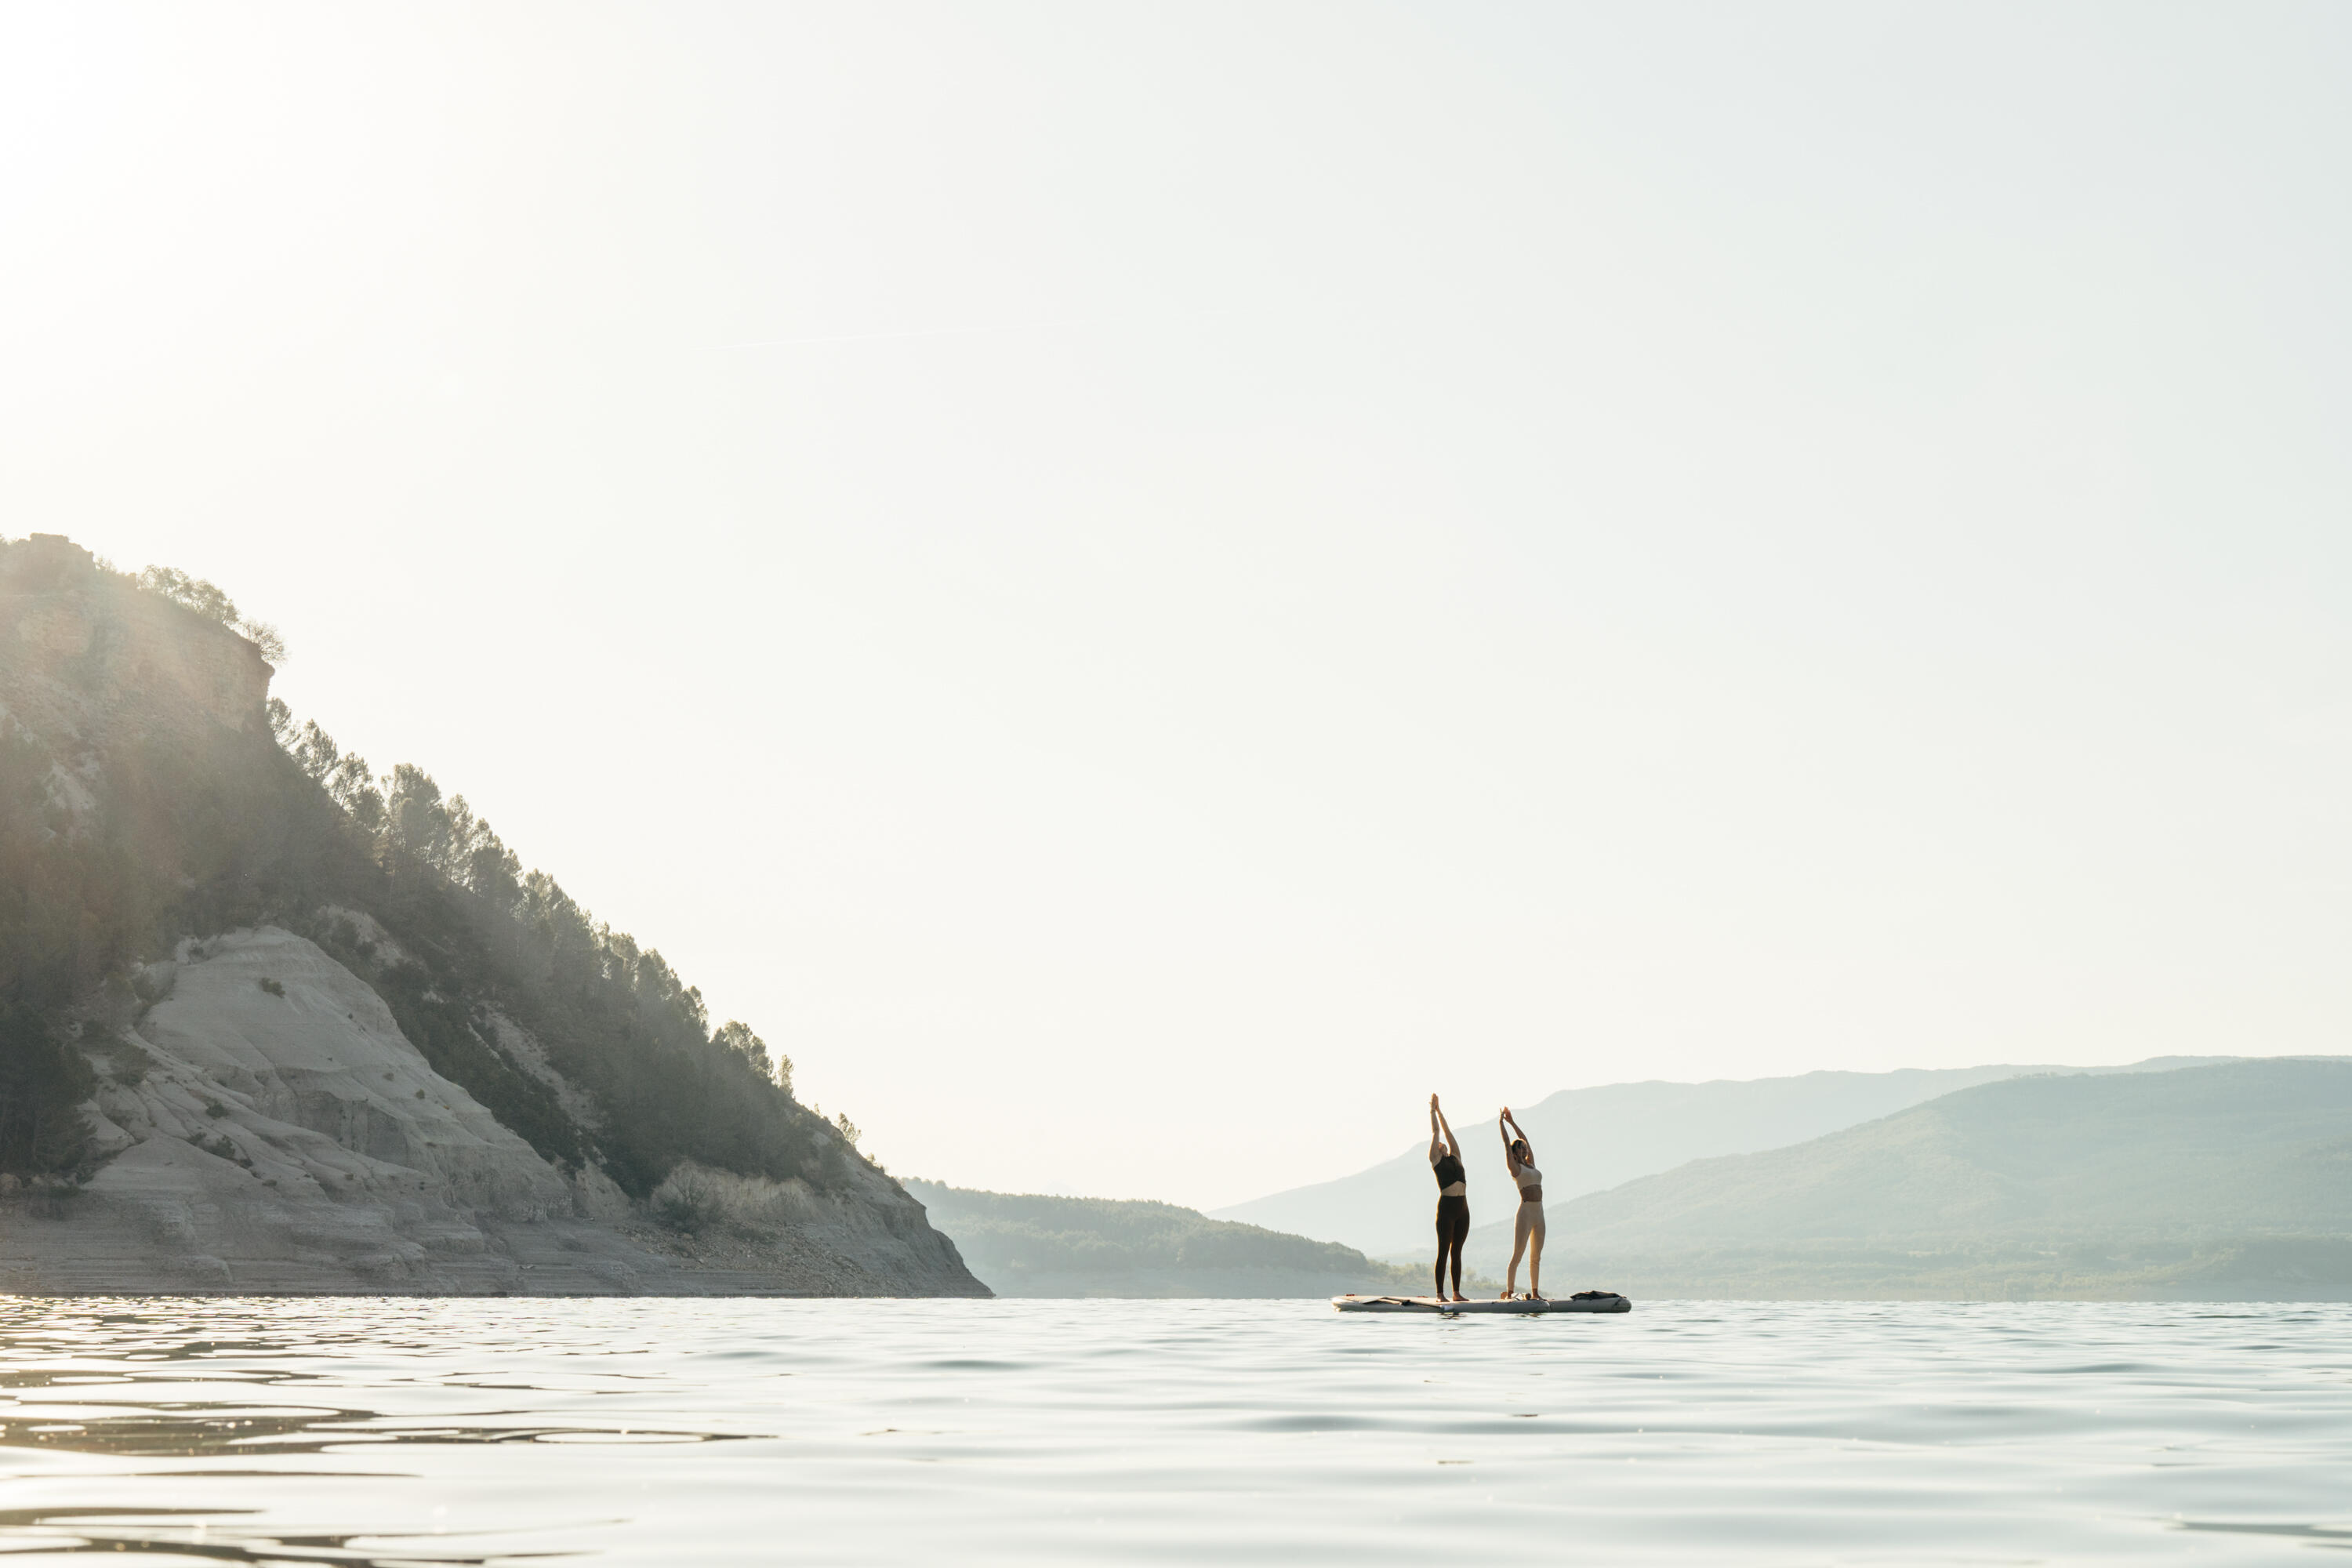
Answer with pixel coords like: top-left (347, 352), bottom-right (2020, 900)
top-left (1428, 1094), bottom-right (1469, 1301)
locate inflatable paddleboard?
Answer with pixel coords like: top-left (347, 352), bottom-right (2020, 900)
top-left (1332, 1291), bottom-right (1632, 1315)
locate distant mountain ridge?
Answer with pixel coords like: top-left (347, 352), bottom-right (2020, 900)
top-left (905, 1179), bottom-right (1426, 1298)
top-left (1493, 1057), bottom-right (2352, 1299)
top-left (1214, 1058), bottom-right (2241, 1257)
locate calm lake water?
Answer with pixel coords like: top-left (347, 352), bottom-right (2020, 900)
top-left (0, 1296), bottom-right (2347, 1563)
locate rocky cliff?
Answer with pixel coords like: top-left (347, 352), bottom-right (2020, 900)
top-left (0, 535), bottom-right (986, 1296)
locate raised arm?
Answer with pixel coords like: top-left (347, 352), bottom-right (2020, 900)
top-left (1428, 1097), bottom-right (1443, 1164)
top-left (1434, 1100), bottom-right (1461, 1160)
top-left (1502, 1107), bottom-right (1534, 1168)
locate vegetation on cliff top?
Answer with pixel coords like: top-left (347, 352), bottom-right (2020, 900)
top-left (0, 536), bottom-right (855, 1197)
top-left (133, 564), bottom-right (289, 666)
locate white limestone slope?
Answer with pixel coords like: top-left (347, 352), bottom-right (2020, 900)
top-left (0, 927), bottom-right (985, 1296)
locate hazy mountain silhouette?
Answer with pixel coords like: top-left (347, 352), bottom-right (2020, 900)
top-left (904, 1179), bottom-right (1427, 1298)
top-left (1215, 1058), bottom-right (2234, 1256)
top-left (1491, 1058), bottom-right (2352, 1299)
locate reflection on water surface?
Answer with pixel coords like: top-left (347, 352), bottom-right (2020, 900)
top-left (2, 1298), bottom-right (2350, 1563)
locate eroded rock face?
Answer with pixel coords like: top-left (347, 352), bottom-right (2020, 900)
top-left (125, 928), bottom-right (581, 1218)
top-left (0, 927), bottom-right (989, 1297)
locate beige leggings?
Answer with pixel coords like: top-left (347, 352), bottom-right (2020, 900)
top-left (1506, 1200), bottom-right (1546, 1292)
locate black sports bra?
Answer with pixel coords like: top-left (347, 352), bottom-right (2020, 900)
top-left (1432, 1153), bottom-right (1465, 1189)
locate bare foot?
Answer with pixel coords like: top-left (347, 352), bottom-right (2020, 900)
top-left (1450, 1292), bottom-right (1468, 1303)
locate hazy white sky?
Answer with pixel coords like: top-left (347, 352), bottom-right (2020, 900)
top-left (5, 2), bottom-right (2350, 1210)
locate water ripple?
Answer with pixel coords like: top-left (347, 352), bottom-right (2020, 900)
top-left (1, 1298), bottom-right (2349, 1563)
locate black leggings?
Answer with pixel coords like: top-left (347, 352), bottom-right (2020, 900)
top-left (1434, 1196), bottom-right (1470, 1296)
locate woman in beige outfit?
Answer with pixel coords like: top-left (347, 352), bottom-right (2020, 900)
top-left (1498, 1106), bottom-right (1544, 1300)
